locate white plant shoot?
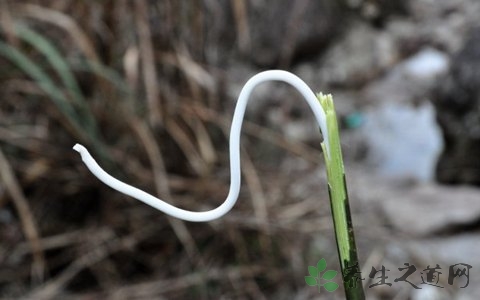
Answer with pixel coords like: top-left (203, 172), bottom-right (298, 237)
top-left (73, 70), bottom-right (329, 222)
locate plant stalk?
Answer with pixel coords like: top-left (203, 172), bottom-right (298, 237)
top-left (319, 93), bottom-right (365, 300)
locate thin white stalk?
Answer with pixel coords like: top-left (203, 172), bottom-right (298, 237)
top-left (73, 70), bottom-right (329, 222)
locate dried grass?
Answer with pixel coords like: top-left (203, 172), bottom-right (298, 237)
top-left (0, 1), bottom-right (343, 299)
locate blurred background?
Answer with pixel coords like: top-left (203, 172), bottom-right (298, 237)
top-left (1, 0), bottom-right (480, 299)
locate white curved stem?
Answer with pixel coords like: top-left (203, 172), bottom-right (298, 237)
top-left (73, 70), bottom-right (329, 222)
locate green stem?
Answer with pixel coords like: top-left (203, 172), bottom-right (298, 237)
top-left (319, 93), bottom-right (365, 300)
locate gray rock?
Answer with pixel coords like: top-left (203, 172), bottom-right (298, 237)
top-left (246, 0), bottom-right (344, 67)
top-left (407, 0), bottom-right (480, 53)
top-left (381, 184), bottom-right (480, 236)
top-left (361, 101), bottom-right (444, 182)
top-left (362, 47), bottom-right (450, 106)
top-left (406, 233), bottom-right (480, 298)
top-left (356, 48), bottom-right (449, 182)
top-left (434, 27), bottom-right (480, 185)
top-left (347, 168), bottom-right (480, 237)
top-left (319, 22), bottom-right (399, 88)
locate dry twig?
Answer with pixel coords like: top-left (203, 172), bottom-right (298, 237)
top-left (0, 147), bottom-right (45, 283)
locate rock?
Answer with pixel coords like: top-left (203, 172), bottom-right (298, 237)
top-left (355, 48), bottom-right (449, 182)
top-left (245, 0), bottom-right (344, 67)
top-left (319, 22), bottom-right (399, 88)
top-left (411, 285), bottom-right (451, 300)
top-left (381, 184), bottom-right (480, 236)
top-left (360, 101), bottom-right (444, 182)
top-left (406, 233), bottom-right (480, 298)
top-left (402, 48), bottom-right (450, 82)
top-left (344, 0), bottom-right (409, 27)
top-left (434, 27), bottom-right (480, 185)
top-left (407, 0), bottom-right (479, 53)
top-left (348, 167), bottom-right (480, 237)
top-left (362, 47), bottom-right (450, 106)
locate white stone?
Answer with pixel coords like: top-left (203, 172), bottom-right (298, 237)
top-left (402, 48), bottom-right (450, 81)
top-left (362, 102), bottom-right (443, 182)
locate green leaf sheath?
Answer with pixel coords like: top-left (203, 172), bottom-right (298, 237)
top-left (318, 93), bottom-right (365, 300)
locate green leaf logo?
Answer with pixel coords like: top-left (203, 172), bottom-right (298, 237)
top-left (322, 270), bottom-right (338, 280)
top-left (317, 258), bottom-right (327, 272)
top-left (304, 258), bottom-right (339, 293)
top-left (305, 276), bottom-right (317, 286)
top-left (308, 266), bottom-right (318, 277)
top-left (324, 281), bottom-right (339, 292)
